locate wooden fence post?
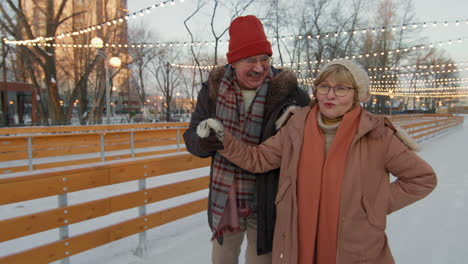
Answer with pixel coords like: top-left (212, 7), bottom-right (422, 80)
top-left (27, 136), bottom-right (33, 170)
top-left (100, 134), bottom-right (105, 161)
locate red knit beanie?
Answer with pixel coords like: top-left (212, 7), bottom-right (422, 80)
top-left (226, 15), bottom-right (272, 64)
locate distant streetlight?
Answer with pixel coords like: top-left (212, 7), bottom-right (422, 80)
top-left (99, 54), bottom-right (120, 124)
top-left (91, 37), bottom-right (104, 48)
top-left (109, 57), bottom-right (122, 68)
top-left (107, 57), bottom-right (121, 123)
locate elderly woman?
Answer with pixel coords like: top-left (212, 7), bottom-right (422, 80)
top-left (197, 59), bottom-right (437, 264)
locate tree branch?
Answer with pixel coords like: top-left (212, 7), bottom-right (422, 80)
top-left (184, 1), bottom-right (208, 80)
top-left (58, 10), bottom-right (86, 25)
top-left (0, 5), bottom-right (16, 32)
top-left (54, 0), bottom-right (69, 23)
top-left (0, 18), bottom-right (16, 37)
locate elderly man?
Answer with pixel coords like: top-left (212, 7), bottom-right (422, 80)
top-left (183, 15), bottom-right (310, 264)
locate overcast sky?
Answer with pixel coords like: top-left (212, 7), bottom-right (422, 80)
top-left (410, 0), bottom-right (468, 62)
top-left (127, 0), bottom-right (468, 63)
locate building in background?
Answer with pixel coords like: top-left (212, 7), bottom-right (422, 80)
top-left (0, 82), bottom-right (38, 125)
top-left (16, 0), bottom-right (140, 125)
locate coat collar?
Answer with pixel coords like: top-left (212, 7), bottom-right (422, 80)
top-left (281, 104), bottom-right (313, 142)
top-left (286, 105), bottom-right (381, 143)
top-left (284, 105), bottom-right (420, 154)
top-left (354, 110), bottom-right (381, 142)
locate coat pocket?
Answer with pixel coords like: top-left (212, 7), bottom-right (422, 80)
top-left (362, 196), bottom-right (387, 231)
top-left (275, 177), bottom-right (291, 204)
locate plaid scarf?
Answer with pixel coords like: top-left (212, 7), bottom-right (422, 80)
top-left (211, 65), bottom-right (272, 238)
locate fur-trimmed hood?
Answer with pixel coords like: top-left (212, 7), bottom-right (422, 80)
top-left (355, 110), bottom-right (420, 152)
top-left (207, 65), bottom-right (301, 118)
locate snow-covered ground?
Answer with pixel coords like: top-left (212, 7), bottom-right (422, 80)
top-left (1, 116), bottom-right (467, 264)
top-left (387, 117), bottom-right (468, 264)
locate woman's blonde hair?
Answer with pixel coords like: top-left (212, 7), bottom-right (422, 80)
top-left (313, 64), bottom-right (359, 103)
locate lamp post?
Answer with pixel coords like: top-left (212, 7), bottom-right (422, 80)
top-left (2, 38), bottom-right (8, 126)
top-left (91, 37), bottom-right (121, 124)
top-left (112, 85), bottom-right (118, 114)
top-left (107, 56), bottom-right (121, 124)
top-left (388, 90), bottom-right (394, 116)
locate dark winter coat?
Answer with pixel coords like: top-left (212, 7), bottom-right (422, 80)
top-left (183, 65), bottom-right (310, 255)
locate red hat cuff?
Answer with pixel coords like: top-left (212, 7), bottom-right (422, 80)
top-left (227, 40), bottom-right (272, 64)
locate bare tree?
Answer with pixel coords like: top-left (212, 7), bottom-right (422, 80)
top-left (360, 0), bottom-right (418, 113)
top-left (148, 47), bottom-right (183, 122)
top-left (183, 0), bottom-right (254, 83)
top-left (0, 0), bottom-right (128, 125)
top-left (127, 22), bottom-right (160, 107)
top-left (262, 0), bottom-right (302, 68)
top-left (296, 0), bottom-right (331, 78)
top-left (183, 0), bottom-right (209, 83)
top-left (179, 51), bottom-right (212, 113)
top-left (407, 49), bottom-right (459, 111)
top-left (0, 0), bottom-right (81, 124)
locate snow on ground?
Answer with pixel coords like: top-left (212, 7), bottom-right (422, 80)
top-left (387, 116), bottom-right (468, 264)
top-left (1, 115), bottom-right (467, 264)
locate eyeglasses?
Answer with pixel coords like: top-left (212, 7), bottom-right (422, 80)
top-left (316, 83), bottom-right (355, 97)
top-left (240, 55), bottom-right (271, 65)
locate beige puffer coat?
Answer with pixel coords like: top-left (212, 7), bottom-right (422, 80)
top-left (219, 105), bottom-right (437, 264)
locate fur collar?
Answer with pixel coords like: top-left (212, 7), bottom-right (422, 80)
top-left (362, 111), bottom-right (420, 152)
top-left (207, 65), bottom-right (299, 117)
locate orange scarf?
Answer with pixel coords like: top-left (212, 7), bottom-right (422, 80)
top-left (297, 104), bottom-right (361, 264)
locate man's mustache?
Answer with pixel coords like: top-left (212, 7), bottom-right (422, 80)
top-left (248, 71), bottom-right (263, 77)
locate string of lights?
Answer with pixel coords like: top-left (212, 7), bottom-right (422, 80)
top-left (286, 38), bottom-right (466, 67)
top-left (372, 85), bottom-right (468, 91)
top-left (367, 63), bottom-right (468, 72)
top-left (370, 91), bottom-right (468, 98)
top-left (5, 40), bottom-right (219, 48)
top-left (5, 17), bottom-right (468, 48)
top-left (291, 62), bottom-right (468, 74)
top-left (371, 77), bottom-right (468, 84)
top-left (289, 66), bottom-right (468, 84)
top-left (369, 66), bottom-right (468, 79)
top-left (170, 63), bottom-right (216, 70)
top-left (167, 36), bottom-right (468, 70)
top-left (3, 0), bottom-right (185, 45)
top-left (298, 81), bottom-right (468, 97)
top-left (260, 18), bottom-right (468, 44)
top-left (299, 73), bottom-right (468, 85)
top-left (4, 8), bottom-right (467, 99)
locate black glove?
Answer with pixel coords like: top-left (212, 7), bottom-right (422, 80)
top-left (199, 129), bottom-right (224, 152)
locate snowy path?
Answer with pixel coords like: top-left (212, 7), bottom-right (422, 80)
top-left (3, 117), bottom-right (466, 264)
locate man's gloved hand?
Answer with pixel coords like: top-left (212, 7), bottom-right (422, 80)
top-left (199, 129), bottom-right (224, 152)
top-left (196, 118), bottom-right (224, 152)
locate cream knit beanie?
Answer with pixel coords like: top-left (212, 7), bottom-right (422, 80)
top-left (318, 59), bottom-right (371, 102)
